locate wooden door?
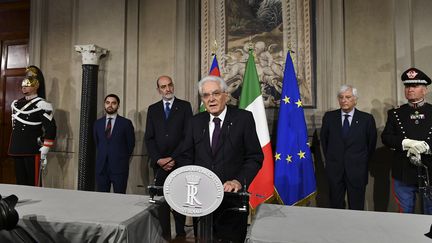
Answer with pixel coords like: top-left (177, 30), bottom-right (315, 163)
top-left (0, 0), bottom-right (30, 183)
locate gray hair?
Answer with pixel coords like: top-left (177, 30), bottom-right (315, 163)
top-left (198, 75), bottom-right (228, 95)
top-left (338, 84), bottom-right (358, 99)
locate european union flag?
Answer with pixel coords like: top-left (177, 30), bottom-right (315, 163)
top-left (274, 52), bottom-right (316, 205)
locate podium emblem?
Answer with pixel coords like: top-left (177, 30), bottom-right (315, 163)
top-left (164, 165), bottom-right (224, 217)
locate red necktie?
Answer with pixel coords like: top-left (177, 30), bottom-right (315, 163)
top-left (105, 118), bottom-right (112, 138)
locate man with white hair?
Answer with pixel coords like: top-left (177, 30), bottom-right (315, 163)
top-left (382, 67), bottom-right (432, 214)
top-left (179, 75), bottom-right (263, 242)
top-left (320, 84), bottom-right (377, 210)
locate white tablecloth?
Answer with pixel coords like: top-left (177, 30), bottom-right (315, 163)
top-left (248, 203), bottom-right (432, 243)
top-left (0, 184), bottom-right (166, 243)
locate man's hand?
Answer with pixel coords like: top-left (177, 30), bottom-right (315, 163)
top-left (223, 179), bottom-right (242, 192)
top-left (39, 146), bottom-right (50, 160)
top-left (402, 139), bottom-right (421, 150)
top-left (411, 141), bottom-right (430, 154)
top-left (157, 157), bottom-right (175, 171)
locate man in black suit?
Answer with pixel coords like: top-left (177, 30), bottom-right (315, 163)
top-left (144, 75), bottom-right (193, 238)
top-left (179, 75), bottom-right (263, 242)
top-left (320, 85), bottom-right (377, 210)
top-left (93, 94), bottom-right (135, 194)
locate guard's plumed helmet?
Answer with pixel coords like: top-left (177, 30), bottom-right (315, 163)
top-left (22, 65), bottom-right (46, 98)
top-left (21, 76), bottom-right (39, 88)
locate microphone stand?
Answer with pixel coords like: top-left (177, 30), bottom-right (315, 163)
top-left (146, 158), bottom-right (172, 204)
top-left (198, 184), bottom-right (250, 242)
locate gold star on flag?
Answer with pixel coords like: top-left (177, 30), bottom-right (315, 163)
top-left (283, 96), bottom-right (290, 104)
top-left (275, 153), bottom-right (281, 160)
top-left (307, 142), bottom-right (311, 147)
top-left (295, 99), bottom-right (302, 107)
top-left (286, 155), bottom-right (292, 163)
top-left (298, 150), bottom-right (305, 159)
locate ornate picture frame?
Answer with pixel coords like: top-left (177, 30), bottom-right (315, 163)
top-left (201, 0), bottom-right (315, 107)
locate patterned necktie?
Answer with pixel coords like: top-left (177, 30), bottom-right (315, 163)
top-left (342, 114), bottom-right (350, 138)
top-left (105, 118), bottom-right (112, 138)
top-left (212, 117), bottom-right (221, 154)
top-left (165, 102), bottom-right (171, 119)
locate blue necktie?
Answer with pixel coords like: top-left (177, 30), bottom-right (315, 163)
top-left (212, 117), bottom-right (221, 154)
top-left (165, 102), bottom-right (170, 119)
top-left (342, 114), bottom-right (350, 138)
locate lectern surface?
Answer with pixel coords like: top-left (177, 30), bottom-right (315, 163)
top-left (248, 203), bottom-right (432, 243)
top-left (0, 183), bottom-right (166, 243)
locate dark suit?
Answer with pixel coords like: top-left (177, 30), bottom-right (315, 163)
top-left (144, 97), bottom-right (192, 237)
top-left (93, 115), bottom-right (135, 193)
top-left (382, 103), bottom-right (432, 185)
top-left (179, 106), bottom-right (263, 242)
top-left (320, 108), bottom-right (377, 210)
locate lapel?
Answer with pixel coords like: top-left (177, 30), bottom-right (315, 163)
top-left (157, 100), bottom-right (166, 121)
top-left (201, 113), bottom-right (212, 156)
top-left (102, 117), bottom-right (108, 136)
top-left (109, 115), bottom-right (121, 139)
top-left (336, 110), bottom-right (343, 138)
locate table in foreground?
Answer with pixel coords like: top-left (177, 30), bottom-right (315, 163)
top-left (248, 203), bottom-right (432, 243)
top-left (0, 184), bottom-right (166, 243)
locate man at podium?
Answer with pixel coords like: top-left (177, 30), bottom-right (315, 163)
top-left (179, 75), bottom-right (263, 242)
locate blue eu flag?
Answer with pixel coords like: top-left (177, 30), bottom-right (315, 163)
top-left (274, 52), bottom-right (316, 205)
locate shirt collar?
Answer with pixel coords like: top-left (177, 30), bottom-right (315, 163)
top-left (163, 97), bottom-right (175, 106)
top-left (210, 106), bottom-right (227, 123)
top-left (341, 108), bottom-right (355, 117)
top-left (408, 99), bottom-right (425, 108)
top-left (106, 113), bottom-right (118, 120)
top-left (25, 94), bottom-right (38, 100)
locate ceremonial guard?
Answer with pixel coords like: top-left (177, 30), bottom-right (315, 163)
top-left (8, 66), bottom-right (56, 186)
top-left (382, 67), bottom-right (432, 214)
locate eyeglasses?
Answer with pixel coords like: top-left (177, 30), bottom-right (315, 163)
top-left (201, 90), bottom-right (224, 99)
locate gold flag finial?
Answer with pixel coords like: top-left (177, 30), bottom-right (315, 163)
top-left (211, 40), bottom-right (218, 55)
top-left (248, 36), bottom-right (254, 50)
top-left (287, 43), bottom-right (295, 53)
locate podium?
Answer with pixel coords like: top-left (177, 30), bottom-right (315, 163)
top-left (149, 165), bottom-right (249, 242)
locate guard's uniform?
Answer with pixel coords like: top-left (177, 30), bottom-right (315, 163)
top-left (382, 103), bottom-right (432, 185)
top-left (8, 96), bottom-right (56, 185)
top-left (381, 67), bottom-right (432, 214)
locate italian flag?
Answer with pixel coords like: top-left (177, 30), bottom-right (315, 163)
top-left (239, 49), bottom-right (274, 209)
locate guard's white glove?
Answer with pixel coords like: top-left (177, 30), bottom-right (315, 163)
top-left (411, 141), bottom-right (430, 154)
top-left (39, 146), bottom-right (50, 160)
top-left (402, 139), bottom-right (420, 150)
top-left (407, 147), bottom-right (422, 166)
